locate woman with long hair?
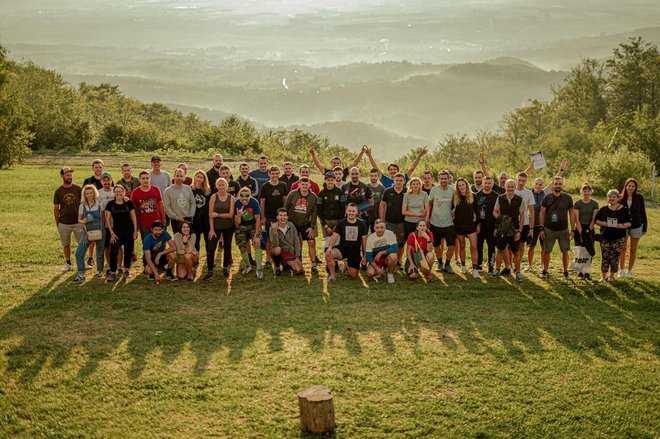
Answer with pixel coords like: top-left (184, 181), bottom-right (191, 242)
top-left (105, 184), bottom-right (137, 282)
top-left (452, 177), bottom-right (479, 278)
top-left (596, 189), bottom-right (632, 282)
top-left (618, 178), bottom-right (647, 278)
top-left (72, 184), bottom-right (105, 283)
top-left (405, 220), bottom-right (435, 281)
top-left (205, 178), bottom-right (235, 280)
top-left (174, 221), bottom-right (198, 281)
top-left (191, 170), bottom-right (212, 254)
top-left (402, 176), bottom-right (429, 240)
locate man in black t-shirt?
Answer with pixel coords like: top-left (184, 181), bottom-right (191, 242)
top-left (221, 165), bottom-right (241, 198)
top-left (474, 176), bottom-right (499, 273)
top-left (317, 172), bottom-right (346, 239)
top-left (380, 173), bottom-right (407, 263)
top-left (492, 179), bottom-right (525, 280)
top-left (236, 162), bottom-right (259, 196)
top-left (259, 165), bottom-right (288, 268)
top-left (342, 167), bottom-right (374, 221)
top-left (539, 177), bottom-right (575, 279)
top-left (83, 159), bottom-right (111, 190)
top-left (325, 203), bottom-right (367, 281)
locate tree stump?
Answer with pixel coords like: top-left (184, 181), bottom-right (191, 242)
top-left (298, 385), bottom-right (335, 434)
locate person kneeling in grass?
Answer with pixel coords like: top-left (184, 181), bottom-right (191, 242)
top-left (235, 187), bottom-right (264, 279)
top-left (174, 222), bottom-right (198, 281)
top-left (365, 219), bottom-right (398, 283)
top-left (269, 208), bottom-right (303, 276)
top-left (143, 221), bottom-right (177, 282)
top-left (405, 220), bottom-right (435, 281)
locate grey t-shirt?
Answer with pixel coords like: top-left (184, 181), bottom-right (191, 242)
top-left (403, 191), bottom-right (429, 223)
top-left (163, 184), bottom-right (196, 220)
top-left (428, 186), bottom-right (454, 228)
top-left (150, 171), bottom-right (171, 199)
top-left (514, 187), bottom-right (535, 226)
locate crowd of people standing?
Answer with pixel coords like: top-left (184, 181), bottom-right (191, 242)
top-left (53, 146), bottom-right (649, 285)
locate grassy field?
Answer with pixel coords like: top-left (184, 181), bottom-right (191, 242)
top-left (0, 156), bottom-right (658, 438)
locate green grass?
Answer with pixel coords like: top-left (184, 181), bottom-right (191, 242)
top-left (0, 157), bottom-right (658, 438)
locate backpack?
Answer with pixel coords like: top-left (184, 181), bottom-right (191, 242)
top-left (496, 215), bottom-right (516, 237)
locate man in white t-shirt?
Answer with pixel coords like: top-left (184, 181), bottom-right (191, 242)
top-left (426, 170), bottom-right (456, 274)
top-left (513, 172), bottom-right (535, 267)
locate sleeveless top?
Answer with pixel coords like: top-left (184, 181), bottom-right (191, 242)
top-left (212, 193), bottom-right (234, 230)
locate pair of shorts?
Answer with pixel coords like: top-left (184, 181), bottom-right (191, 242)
top-left (235, 224), bottom-right (257, 249)
top-left (627, 226), bottom-right (644, 239)
top-left (322, 219), bottom-right (339, 237)
top-left (281, 251), bottom-right (297, 262)
top-left (403, 221), bottom-right (418, 240)
top-left (334, 246), bottom-right (362, 270)
top-left (295, 223), bottom-right (315, 241)
top-left (145, 255), bottom-right (168, 270)
top-left (429, 224), bottom-right (456, 247)
top-left (529, 225), bottom-right (544, 247)
top-left (57, 222), bottom-right (83, 246)
top-left (454, 225), bottom-right (477, 236)
top-left (520, 225), bottom-right (532, 245)
top-left (374, 254), bottom-right (391, 268)
top-left (386, 222), bottom-right (406, 246)
top-left (496, 235), bottom-right (520, 252)
top-left (543, 228), bottom-right (570, 253)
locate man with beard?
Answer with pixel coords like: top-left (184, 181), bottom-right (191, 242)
top-left (259, 165), bottom-right (288, 269)
top-left (367, 168), bottom-right (385, 233)
top-left (290, 165), bottom-right (320, 194)
top-left (365, 219), bottom-right (398, 283)
top-left (492, 179), bottom-right (525, 281)
top-left (474, 176), bottom-right (499, 273)
top-left (207, 153), bottom-right (233, 188)
top-left (118, 163), bottom-right (140, 197)
top-left (54, 167), bottom-right (83, 272)
top-left (539, 177), bottom-right (576, 279)
top-left (143, 221), bottom-right (177, 282)
top-left (342, 167), bottom-right (374, 222)
top-left (421, 170), bottom-right (435, 195)
top-left (325, 203), bottom-right (368, 281)
top-left (236, 162), bottom-right (259, 196)
top-left (471, 170), bottom-right (484, 193)
top-left (285, 177), bottom-right (319, 273)
top-left (130, 171), bottom-right (166, 241)
top-left (164, 168), bottom-right (196, 234)
top-left (280, 162), bottom-right (300, 193)
top-left (380, 173), bottom-right (407, 264)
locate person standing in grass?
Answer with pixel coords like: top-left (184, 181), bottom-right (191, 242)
top-left (452, 177), bottom-right (480, 278)
top-left (492, 179), bottom-right (525, 282)
top-left (206, 178), bottom-right (235, 279)
top-left (249, 155), bottom-right (271, 193)
top-left (365, 219), bottom-right (398, 283)
top-left (83, 159), bottom-right (110, 190)
top-left (525, 177), bottom-right (551, 273)
top-left (380, 173), bottom-right (408, 265)
top-left (538, 177), bottom-right (576, 280)
top-left (426, 170), bottom-right (456, 274)
top-left (405, 220), bottom-right (435, 281)
top-left (259, 165), bottom-right (289, 270)
top-left (130, 171), bottom-right (166, 241)
top-left (143, 220), bottom-right (177, 282)
top-left (573, 183), bottom-right (599, 280)
top-left (325, 203), bottom-right (368, 282)
top-left (474, 176), bottom-right (498, 274)
top-left (164, 168), bottom-right (196, 234)
top-left (402, 177), bottom-right (429, 252)
top-left (72, 185), bottom-right (105, 283)
top-left (191, 170), bottom-right (212, 254)
top-left (220, 165), bottom-right (241, 198)
top-left (54, 166), bottom-right (83, 272)
top-left (207, 153), bottom-right (232, 189)
top-left (118, 163), bottom-right (140, 197)
top-left (173, 222), bottom-right (198, 281)
top-left (367, 168), bottom-right (385, 233)
top-left (234, 187), bottom-right (264, 279)
top-left (342, 167), bottom-right (374, 223)
top-left (105, 185), bottom-right (137, 282)
top-left (236, 162), bottom-right (259, 197)
top-left (595, 189), bottom-right (632, 282)
top-left (172, 163), bottom-right (193, 185)
top-left (618, 178), bottom-right (648, 279)
top-left (421, 170), bottom-right (435, 195)
top-left (285, 177), bottom-right (319, 274)
top-left (149, 156), bottom-right (171, 211)
top-left (317, 172), bottom-right (346, 243)
top-left (269, 208), bottom-right (304, 276)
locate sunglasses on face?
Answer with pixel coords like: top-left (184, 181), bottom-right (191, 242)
top-left (240, 194), bottom-right (250, 198)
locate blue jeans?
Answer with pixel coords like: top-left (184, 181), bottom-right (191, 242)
top-left (75, 228), bottom-right (106, 273)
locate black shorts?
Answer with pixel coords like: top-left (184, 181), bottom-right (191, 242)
top-left (335, 246), bottom-right (362, 270)
top-left (529, 225), bottom-right (544, 247)
top-left (429, 224), bottom-right (456, 247)
top-left (521, 225), bottom-right (532, 246)
top-left (454, 225), bottom-right (477, 236)
top-left (144, 255), bottom-right (168, 270)
top-left (295, 223), bottom-right (315, 241)
top-left (403, 221), bottom-right (418, 240)
top-left (496, 235), bottom-right (520, 252)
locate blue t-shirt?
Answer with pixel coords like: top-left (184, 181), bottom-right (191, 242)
top-left (249, 169), bottom-right (270, 192)
top-left (143, 231), bottom-right (172, 256)
top-left (234, 197), bottom-right (261, 226)
top-left (380, 173), bottom-right (410, 189)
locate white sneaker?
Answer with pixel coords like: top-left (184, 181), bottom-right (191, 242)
top-left (618, 270), bottom-right (627, 278)
top-left (387, 273), bottom-right (395, 284)
top-left (626, 271), bottom-right (633, 278)
top-left (523, 266), bottom-right (533, 273)
top-left (472, 269), bottom-right (479, 278)
top-left (241, 265), bottom-right (252, 275)
top-left (62, 263), bottom-right (72, 272)
top-left (460, 265), bottom-right (467, 274)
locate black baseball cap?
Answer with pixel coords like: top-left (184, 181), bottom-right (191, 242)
top-left (151, 155), bottom-right (161, 162)
top-left (324, 171), bottom-right (335, 180)
top-left (60, 166), bottom-right (74, 175)
top-left (151, 220), bottom-right (164, 229)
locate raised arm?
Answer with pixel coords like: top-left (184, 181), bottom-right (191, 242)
top-left (478, 155), bottom-right (490, 177)
top-left (365, 147), bottom-right (383, 179)
top-left (347, 145), bottom-right (367, 169)
top-left (309, 146), bottom-right (326, 174)
top-left (405, 147), bottom-right (428, 176)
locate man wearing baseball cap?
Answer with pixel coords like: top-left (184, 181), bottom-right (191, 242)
top-left (143, 220), bottom-right (177, 282)
top-left (149, 156), bottom-right (171, 210)
top-left (53, 167), bottom-right (83, 272)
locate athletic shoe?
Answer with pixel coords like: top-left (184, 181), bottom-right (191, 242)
top-left (264, 261), bottom-right (271, 270)
top-left (123, 271), bottom-right (130, 279)
top-left (541, 270), bottom-right (549, 279)
top-left (436, 264), bottom-right (444, 272)
top-left (491, 269), bottom-right (500, 278)
top-left (444, 264), bottom-right (454, 274)
top-left (256, 269), bottom-right (264, 280)
top-left (71, 273), bottom-right (85, 283)
top-left (166, 273), bottom-right (177, 282)
top-left (488, 265), bottom-right (494, 274)
top-left (618, 269), bottom-right (626, 278)
top-left (105, 268), bottom-right (111, 276)
top-left (577, 272), bottom-right (584, 278)
top-left (107, 273), bottom-right (117, 282)
top-left (311, 265), bottom-right (319, 275)
top-left (242, 265), bottom-right (252, 275)
top-left (275, 267), bottom-right (281, 276)
top-left (501, 268), bottom-right (511, 276)
top-left (203, 272), bottom-right (214, 281)
top-left (148, 274), bottom-right (156, 281)
top-left (523, 266), bottom-right (533, 273)
top-left (626, 271), bottom-right (633, 279)
top-left (563, 271), bottom-right (570, 280)
top-left (584, 273), bottom-right (592, 281)
top-left (387, 273), bottom-right (395, 284)
top-left (86, 258), bottom-right (94, 269)
top-left (62, 263), bottom-right (72, 272)
top-left (117, 268), bottom-right (123, 275)
top-left (460, 265), bottom-right (467, 275)
top-left (97, 270), bottom-right (104, 279)
top-left (472, 269), bottom-right (479, 279)
top-left (515, 272), bottom-right (523, 282)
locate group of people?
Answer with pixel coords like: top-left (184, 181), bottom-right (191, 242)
top-left (53, 146), bottom-right (648, 285)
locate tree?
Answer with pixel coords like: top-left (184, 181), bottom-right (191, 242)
top-left (553, 58), bottom-right (607, 129)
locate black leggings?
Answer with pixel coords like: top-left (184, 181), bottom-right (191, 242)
top-left (477, 229), bottom-right (495, 268)
top-left (109, 230), bottom-right (135, 272)
top-left (207, 227), bottom-right (234, 271)
top-left (192, 220), bottom-right (210, 253)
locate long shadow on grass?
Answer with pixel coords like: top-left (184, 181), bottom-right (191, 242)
top-left (0, 271), bottom-right (658, 383)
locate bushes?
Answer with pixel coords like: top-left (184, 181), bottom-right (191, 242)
top-left (586, 146), bottom-right (652, 194)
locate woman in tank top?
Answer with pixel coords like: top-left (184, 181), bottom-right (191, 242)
top-left (205, 178), bottom-right (235, 280)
